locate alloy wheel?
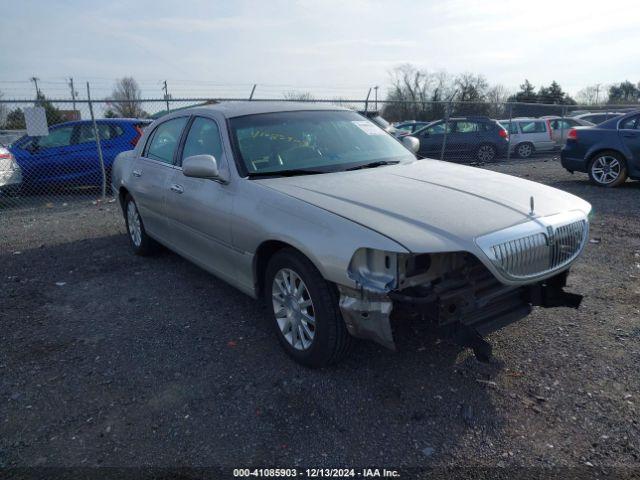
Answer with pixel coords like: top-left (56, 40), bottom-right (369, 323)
top-left (517, 143), bottom-right (533, 158)
top-left (272, 268), bottom-right (316, 350)
top-left (127, 201), bottom-right (142, 247)
top-left (477, 145), bottom-right (496, 162)
top-left (591, 155), bottom-right (621, 185)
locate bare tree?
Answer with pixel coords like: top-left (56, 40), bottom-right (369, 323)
top-left (454, 73), bottom-right (488, 102)
top-left (282, 91), bottom-right (314, 101)
top-left (576, 84), bottom-right (607, 105)
top-left (106, 77), bottom-right (148, 118)
top-left (383, 64), bottom-right (454, 121)
top-left (0, 90), bottom-right (7, 128)
top-left (485, 84), bottom-right (512, 117)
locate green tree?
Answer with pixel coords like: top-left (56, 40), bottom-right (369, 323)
top-left (608, 81), bottom-right (639, 104)
top-left (4, 108), bottom-right (26, 129)
top-left (510, 79), bottom-right (537, 103)
top-left (538, 81), bottom-right (575, 105)
top-left (35, 92), bottom-right (64, 126)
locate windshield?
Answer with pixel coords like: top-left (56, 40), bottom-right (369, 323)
top-left (229, 110), bottom-right (414, 176)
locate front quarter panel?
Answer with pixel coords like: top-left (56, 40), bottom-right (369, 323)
top-left (231, 179), bottom-right (409, 293)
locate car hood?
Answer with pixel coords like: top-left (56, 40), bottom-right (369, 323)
top-left (255, 160), bottom-right (591, 253)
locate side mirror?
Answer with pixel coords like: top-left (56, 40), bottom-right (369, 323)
top-left (182, 154), bottom-right (220, 179)
top-left (402, 136), bottom-right (420, 154)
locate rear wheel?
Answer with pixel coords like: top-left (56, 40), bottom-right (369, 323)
top-left (588, 152), bottom-right (628, 187)
top-left (124, 194), bottom-right (158, 255)
top-left (516, 142), bottom-right (534, 159)
top-left (476, 144), bottom-right (497, 162)
top-left (265, 248), bottom-right (352, 367)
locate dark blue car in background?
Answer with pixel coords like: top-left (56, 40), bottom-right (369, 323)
top-left (561, 110), bottom-right (640, 187)
top-left (410, 116), bottom-right (510, 162)
top-left (10, 118), bottom-right (150, 191)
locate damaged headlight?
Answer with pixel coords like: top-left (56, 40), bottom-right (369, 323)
top-left (347, 248), bottom-right (433, 292)
top-left (348, 249), bottom-right (472, 293)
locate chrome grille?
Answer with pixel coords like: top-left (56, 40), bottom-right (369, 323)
top-left (483, 218), bottom-right (588, 280)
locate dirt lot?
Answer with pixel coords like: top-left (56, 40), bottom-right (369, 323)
top-left (1, 156), bottom-right (639, 474)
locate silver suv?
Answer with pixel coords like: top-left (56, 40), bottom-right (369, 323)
top-left (499, 118), bottom-right (555, 158)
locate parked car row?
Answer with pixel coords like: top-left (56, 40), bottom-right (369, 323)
top-left (390, 116), bottom-right (598, 161)
top-left (0, 119), bottom-right (150, 195)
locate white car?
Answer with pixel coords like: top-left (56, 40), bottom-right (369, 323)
top-left (0, 146), bottom-right (22, 195)
top-left (499, 118), bottom-right (555, 158)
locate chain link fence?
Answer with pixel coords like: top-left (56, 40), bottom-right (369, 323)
top-left (0, 96), bottom-right (637, 214)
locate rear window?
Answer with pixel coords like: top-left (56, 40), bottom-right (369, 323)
top-left (518, 121), bottom-right (546, 134)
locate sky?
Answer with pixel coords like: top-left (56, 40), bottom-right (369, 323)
top-left (1, 0), bottom-right (639, 101)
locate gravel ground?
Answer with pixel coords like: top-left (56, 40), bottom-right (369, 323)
top-left (1, 156), bottom-right (639, 475)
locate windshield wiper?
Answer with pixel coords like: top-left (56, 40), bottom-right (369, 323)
top-left (343, 160), bottom-right (400, 171)
top-left (248, 168), bottom-right (328, 178)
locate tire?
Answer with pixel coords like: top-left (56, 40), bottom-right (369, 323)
top-left (588, 151), bottom-right (628, 188)
top-left (516, 142), bottom-right (534, 159)
top-left (476, 144), bottom-right (497, 162)
top-left (123, 194), bottom-right (158, 256)
top-left (265, 248), bottom-right (352, 368)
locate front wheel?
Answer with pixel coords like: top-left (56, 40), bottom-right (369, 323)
top-left (588, 152), bottom-right (628, 187)
top-left (476, 144), bottom-right (497, 162)
top-left (265, 249), bottom-right (352, 368)
top-left (124, 194), bottom-right (158, 255)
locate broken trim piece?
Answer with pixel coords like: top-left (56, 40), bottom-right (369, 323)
top-left (338, 285), bottom-right (395, 350)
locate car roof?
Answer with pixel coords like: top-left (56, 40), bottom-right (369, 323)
top-left (190, 101), bottom-right (350, 119)
top-left (49, 118), bottom-right (150, 128)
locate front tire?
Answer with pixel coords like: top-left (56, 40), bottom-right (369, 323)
top-left (588, 152), bottom-right (628, 187)
top-left (476, 144), bottom-right (497, 162)
top-left (265, 248), bottom-right (352, 368)
top-left (124, 194), bottom-right (158, 256)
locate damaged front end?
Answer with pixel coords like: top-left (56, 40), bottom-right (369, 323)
top-left (338, 248), bottom-right (583, 361)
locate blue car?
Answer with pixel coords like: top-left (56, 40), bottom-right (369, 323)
top-left (10, 118), bottom-right (150, 190)
top-left (411, 116), bottom-right (510, 162)
top-left (561, 110), bottom-right (640, 187)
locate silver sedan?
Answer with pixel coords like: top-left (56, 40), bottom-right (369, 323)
top-left (112, 102), bottom-right (591, 367)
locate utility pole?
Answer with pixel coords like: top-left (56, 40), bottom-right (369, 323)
top-left (162, 80), bottom-right (170, 112)
top-left (374, 86), bottom-right (379, 111)
top-left (68, 77), bottom-right (78, 111)
top-left (30, 77), bottom-right (40, 97)
top-left (249, 84), bottom-right (257, 101)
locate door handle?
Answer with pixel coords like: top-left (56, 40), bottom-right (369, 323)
top-left (622, 132), bottom-right (638, 138)
top-left (132, 169), bottom-right (142, 177)
top-left (170, 184), bottom-right (184, 194)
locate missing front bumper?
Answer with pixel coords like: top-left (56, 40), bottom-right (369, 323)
top-left (338, 268), bottom-right (582, 358)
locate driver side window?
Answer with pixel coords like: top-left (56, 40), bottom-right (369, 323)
top-left (181, 117), bottom-right (223, 164)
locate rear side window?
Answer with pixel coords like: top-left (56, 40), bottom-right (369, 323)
top-left (37, 126), bottom-right (75, 148)
top-left (619, 116), bottom-right (640, 130)
top-left (181, 117), bottom-right (223, 163)
top-left (77, 124), bottom-right (124, 144)
top-left (144, 117), bottom-right (189, 164)
top-left (518, 121), bottom-right (546, 134)
top-left (455, 121), bottom-right (477, 133)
